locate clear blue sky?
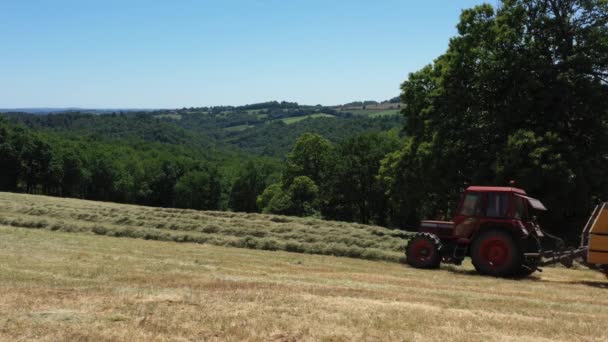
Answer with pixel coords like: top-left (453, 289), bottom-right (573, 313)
top-left (0, 0), bottom-right (488, 108)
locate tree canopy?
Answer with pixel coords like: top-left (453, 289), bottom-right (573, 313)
top-left (382, 0), bottom-right (608, 237)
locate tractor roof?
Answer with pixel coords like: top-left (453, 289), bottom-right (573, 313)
top-left (466, 186), bottom-right (526, 194)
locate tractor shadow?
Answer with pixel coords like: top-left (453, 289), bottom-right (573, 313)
top-left (441, 265), bottom-right (486, 277)
top-left (526, 277), bottom-right (608, 288)
top-left (572, 281), bottom-right (608, 289)
top-left (441, 265), bottom-right (608, 288)
top-left (541, 280), bottom-right (608, 289)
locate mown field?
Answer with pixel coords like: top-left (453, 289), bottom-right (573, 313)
top-left (0, 193), bottom-right (407, 262)
top-left (1, 222), bottom-right (608, 341)
top-left (279, 113), bottom-right (336, 124)
top-left (1, 193), bottom-right (608, 341)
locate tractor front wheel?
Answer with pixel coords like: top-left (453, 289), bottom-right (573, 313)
top-left (406, 233), bottom-right (441, 269)
top-left (471, 230), bottom-right (522, 277)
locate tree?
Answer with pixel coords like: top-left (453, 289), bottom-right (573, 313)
top-left (283, 133), bottom-right (336, 217)
top-left (59, 150), bottom-right (85, 197)
top-left (257, 176), bottom-right (320, 217)
top-left (229, 161), bottom-right (267, 212)
top-left (285, 133), bottom-right (335, 187)
top-left (174, 169), bottom-right (222, 210)
top-left (86, 154), bottom-right (117, 201)
top-left (1, 125), bottom-right (53, 194)
top-left (286, 176), bottom-right (320, 216)
top-left (257, 183), bottom-right (282, 213)
top-left (326, 132), bottom-right (400, 225)
top-left (145, 159), bottom-right (186, 207)
top-left (387, 0), bottom-right (608, 238)
top-left (0, 119), bottom-right (20, 191)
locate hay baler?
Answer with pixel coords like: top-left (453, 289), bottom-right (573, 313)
top-left (406, 186), bottom-right (608, 277)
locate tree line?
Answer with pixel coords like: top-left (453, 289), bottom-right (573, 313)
top-left (256, 132), bottom-right (401, 226)
top-left (0, 117), bottom-right (280, 211)
top-left (0, 115), bottom-right (399, 225)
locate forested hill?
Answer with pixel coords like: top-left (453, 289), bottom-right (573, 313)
top-left (5, 100), bottom-right (403, 157)
top-left (5, 112), bottom-right (215, 150)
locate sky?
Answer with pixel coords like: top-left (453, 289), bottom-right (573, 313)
top-left (0, 0), bottom-right (489, 108)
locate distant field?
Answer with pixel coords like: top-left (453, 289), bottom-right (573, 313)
top-left (222, 113), bottom-right (337, 130)
top-left (1, 222), bottom-right (607, 341)
top-left (336, 102), bottom-right (401, 115)
top-left (358, 102), bottom-right (400, 110)
top-left (153, 114), bottom-right (182, 120)
top-left (0, 193), bottom-right (406, 262)
top-left (224, 124), bottom-right (254, 132)
top-left (336, 107), bottom-right (401, 117)
top-left (279, 113), bottom-right (335, 124)
top-left (356, 109), bottom-right (401, 117)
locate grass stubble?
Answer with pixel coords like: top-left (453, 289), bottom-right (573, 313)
top-left (0, 192), bottom-right (607, 341)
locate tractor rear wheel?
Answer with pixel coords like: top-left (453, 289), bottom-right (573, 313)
top-left (471, 230), bottom-right (522, 277)
top-left (406, 233), bottom-right (441, 269)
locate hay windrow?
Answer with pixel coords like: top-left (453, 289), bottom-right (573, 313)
top-left (0, 192), bottom-right (408, 262)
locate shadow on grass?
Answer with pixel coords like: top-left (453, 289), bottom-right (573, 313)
top-left (571, 281), bottom-right (608, 289)
top-left (440, 265), bottom-right (608, 288)
top-left (441, 265), bottom-right (482, 277)
top-left (534, 279), bottom-right (608, 288)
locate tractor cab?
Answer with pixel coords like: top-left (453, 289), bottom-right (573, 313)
top-left (419, 186), bottom-right (547, 242)
top-left (452, 186), bottom-right (547, 240)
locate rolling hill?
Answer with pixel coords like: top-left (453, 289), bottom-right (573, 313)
top-left (3, 100), bottom-right (404, 157)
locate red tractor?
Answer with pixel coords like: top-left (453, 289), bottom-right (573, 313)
top-left (406, 185), bottom-right (608, 277)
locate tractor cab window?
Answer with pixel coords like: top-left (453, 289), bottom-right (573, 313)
top-left (460, 193), bottom-right (482, 216)
top-left (486, 193), bottom-right (509, 218)
top-left (513, 196), bottom-right (530, 221)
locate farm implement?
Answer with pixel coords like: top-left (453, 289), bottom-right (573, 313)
top-left (406, 185), bottom-right (608, 277)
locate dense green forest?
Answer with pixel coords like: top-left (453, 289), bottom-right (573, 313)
top-left (0, 100), bottom-right (404, 220)
top-left (1, 0), bottom-right (607, 244)
top-left (382, 0), bottom-right (608, 241)
top-left (5, 101), bottom-right (402, 157)
top-left (0, 115), bottom-right (282, 210)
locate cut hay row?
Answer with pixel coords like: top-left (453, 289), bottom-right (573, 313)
top-left (0, 192), bottom-right (409, 262)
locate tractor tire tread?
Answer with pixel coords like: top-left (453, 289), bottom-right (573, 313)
top-left (406, 232), bottom-right (442, 269)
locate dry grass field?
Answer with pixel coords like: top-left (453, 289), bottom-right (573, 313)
top-left (1, 193), bottom-right (608, 341)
